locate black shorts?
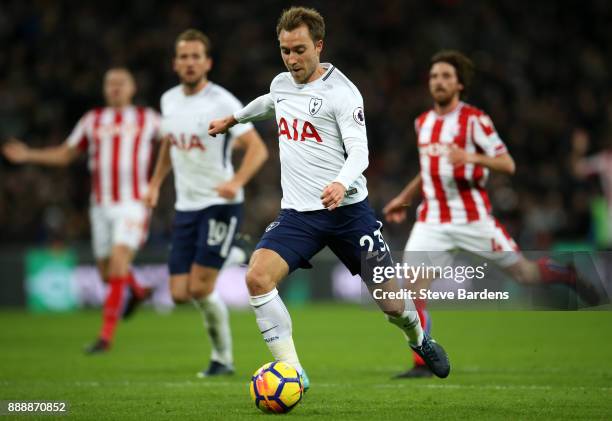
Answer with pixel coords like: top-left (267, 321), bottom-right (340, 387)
top-left (256, 199), bottom-right (393, 284)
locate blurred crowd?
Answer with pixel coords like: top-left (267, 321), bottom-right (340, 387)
top-left (1, 0), bottom-right (611, 250)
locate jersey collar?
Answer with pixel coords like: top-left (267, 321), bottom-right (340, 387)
top-left (182, 80), bottom-right (213, 98)
top-left (291, 63), bottom-right (334, 88)
top-left (433, 101), bottom-right (464, 118)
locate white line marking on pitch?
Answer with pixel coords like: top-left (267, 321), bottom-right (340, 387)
top-left (373, 384), bottom-right (612, 392)
top-left (3, 380), bottom-right (610, 393)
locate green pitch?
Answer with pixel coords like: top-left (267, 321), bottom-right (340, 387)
top-left (1, 305), bottom-right (611, 420)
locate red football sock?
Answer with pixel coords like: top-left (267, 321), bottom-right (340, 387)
top-left (413, 299), bottom-right (429, 367)
top-left (536, 257), bottom-right (576, 285)
top-left (125, 272), bottom-right (148, 299)
top-left (99, 275), bottom-right (128, 342)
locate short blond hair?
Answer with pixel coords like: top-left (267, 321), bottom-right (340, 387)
top-left (175, 28), bottom-right (211, 56)
top-left (276, 7), bottom-right (325, 42)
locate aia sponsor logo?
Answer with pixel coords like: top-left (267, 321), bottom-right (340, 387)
top-left (167, 133), bottom-right (206, 151)
top-left (277, 117), bottom-right (322, 143)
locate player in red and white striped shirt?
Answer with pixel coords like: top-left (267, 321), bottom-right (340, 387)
top-left (2, 68), bottom-right (160, 353)
top-left (383, 51), bottom-right (601, 378)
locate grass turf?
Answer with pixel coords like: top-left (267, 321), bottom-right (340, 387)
top-left (0, 305), bottom-right (611, 420)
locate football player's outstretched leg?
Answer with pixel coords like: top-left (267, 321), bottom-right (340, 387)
top-left (246, 249), bottom-right (310, 390)
top-left (367, 270), bottom-right (450, 378)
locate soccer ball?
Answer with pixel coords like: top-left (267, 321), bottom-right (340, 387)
top-left (249, 361), bottom-right (303, 413)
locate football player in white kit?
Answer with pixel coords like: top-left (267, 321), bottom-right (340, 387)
top-left (209, 7), bottom-right (451, 390)
top-left (3, 68), bottom-right (159, 353)
top-left (144, 29), bottom-right (268, 377)
top-left (383, 50), bottom-right (602, 378)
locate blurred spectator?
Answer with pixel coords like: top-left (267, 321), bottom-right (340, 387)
top-left (571, 127), bottom-right (612, 248)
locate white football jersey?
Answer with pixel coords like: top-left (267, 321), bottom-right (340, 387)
top-left (236, 63), bottom-right (369, 211)
top-left (160, 82), bottom-right (254, 211)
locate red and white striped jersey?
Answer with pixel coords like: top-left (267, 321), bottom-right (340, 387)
top-left (66, 106), bottom-right (160, 206)
top-left (415, 102), bottom-right (508, 224)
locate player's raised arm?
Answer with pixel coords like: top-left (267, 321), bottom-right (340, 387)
top-left (2, 137), bottom-right (80, 167)
top-left (215, 129), bottom-right (269, 199)
top-left (2, 109), bottom-right (97, 167)
top-left (143, 135), bottom-right (172, 208)
top-left (383, 174), bottom-right (422, 223)
top-left (208, 93), bottom-right (275, 137)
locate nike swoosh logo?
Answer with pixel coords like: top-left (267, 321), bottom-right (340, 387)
top-left (276, 98), bottom-right (287, 103)
top-left (376, 252), bottom-right (388, 263)
top-left (260, 325), bottom-right (279, 334)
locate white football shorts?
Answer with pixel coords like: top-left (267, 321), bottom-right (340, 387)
top-left (404, 218), bottom-right (520, 268)
top-left (89, 202), bottom-right (150, 259)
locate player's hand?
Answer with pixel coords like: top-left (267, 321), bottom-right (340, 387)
top-left (2, 139), bottom-right (30, 163)
top-left (321, 182), bottom-right (346, 211)
top-left (382, 196), bottom-right (409, 224)
top-left (448, 144), bottom-right (471, 166)
top-left (142, 184), bottom-right (160, 208)
top-left (208, 115), bottom-right (238, 137)
top-left (215, 179), bottom-right (241, 199)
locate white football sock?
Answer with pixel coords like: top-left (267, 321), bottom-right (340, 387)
top-left (250, 288), bottom-right (303, 374)
top-left (387, 298), bottom-right (424, 347)
top-left (193, 291), bottom-right (233, 366)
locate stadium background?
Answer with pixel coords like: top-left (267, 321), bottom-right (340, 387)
top-left (1, 2), bottom-right (611, 420)
top-left (0, 0), bottom-right (611, 304)
top-left (2, 0), bottom-right (611, 245)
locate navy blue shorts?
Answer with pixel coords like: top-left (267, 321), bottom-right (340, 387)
top-left (256, 199), bottom-right (393, 283)
top-left (169, 204), bottom-right (242, 274)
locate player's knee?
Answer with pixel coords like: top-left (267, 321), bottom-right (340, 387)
top-left (246, 267), bottom-right (274, 296)
top-left (506, 260), bottom-right (537, 284)
top-left (188, 278), bottom-right (215, 300)
top-left (169, 278), bottom-right (190, 304)
top-left (170, 288), bottom-right (190, 304)
top-left (107, 259), bottom-right (129, 278)
top-left (107, 253), bottom-right (131, 277)
top-left (188, 268), bottom-right (217, 300)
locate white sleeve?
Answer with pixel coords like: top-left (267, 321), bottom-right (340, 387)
top-left (471, 113), bottom-right (508, 157)
top-left (65, 112), bottom-right (91, 150)
top-left (222, 93), bottom-right (255, 138)
top-left (333, 138), bottom-right (369, 190)
top-left (233, 93), bottom-right (275, 123)
top-left (332, 90), bottom-right (369, 189)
